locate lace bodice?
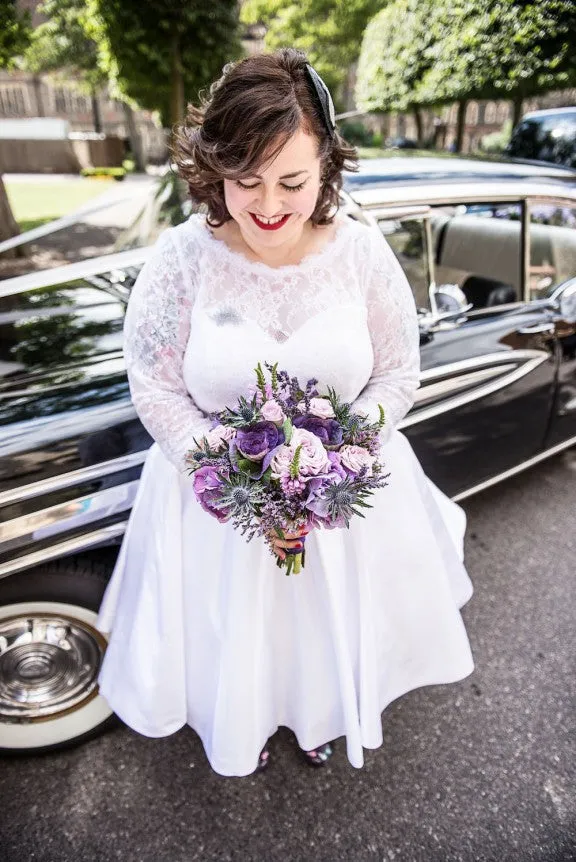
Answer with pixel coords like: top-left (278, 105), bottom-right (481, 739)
top-left (123, 211), bottom-right (421, 471)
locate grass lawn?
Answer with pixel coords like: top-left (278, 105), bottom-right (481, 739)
top-left (5, 177), bottom-right (115, 230)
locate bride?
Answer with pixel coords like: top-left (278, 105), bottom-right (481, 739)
top-left (96, 47), bottom-right (475, 777)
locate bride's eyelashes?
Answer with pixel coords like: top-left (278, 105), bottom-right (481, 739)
top-left (235, 179), bottom-right (308, 193)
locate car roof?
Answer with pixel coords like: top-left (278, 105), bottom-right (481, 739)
top-left (342, 154), bottom-right (576, 206)
top-left (520, 107), bottom-right (576, 120)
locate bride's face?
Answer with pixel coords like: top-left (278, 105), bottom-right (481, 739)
top-left (223, 128), bottom-right (323, 246)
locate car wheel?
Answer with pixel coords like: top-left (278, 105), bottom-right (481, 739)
top-left (0, 558), bottom-right (118, 755)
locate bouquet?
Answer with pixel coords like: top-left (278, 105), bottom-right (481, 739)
top-left (185, 363), bottom-right (390, 575)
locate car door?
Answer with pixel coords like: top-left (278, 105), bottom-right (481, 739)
top-left (0, 255), bottom-right (151, 576)
top-left (369, 202), bottom-right (559, 499)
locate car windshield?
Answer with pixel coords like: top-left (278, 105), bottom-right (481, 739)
top-left (507, 112), bottom-right (576, 167)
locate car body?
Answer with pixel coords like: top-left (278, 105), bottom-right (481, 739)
top-left (504, 107), bottom-right (576, 169)
top-left (1, 156), bottom-right (576, 753)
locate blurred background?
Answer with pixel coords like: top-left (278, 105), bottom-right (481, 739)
top-left (0, 0), bottom-right (574, 281)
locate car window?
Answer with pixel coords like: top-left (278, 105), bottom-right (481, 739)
top-left (507, 114), bottom-right (576, 168)
top-left (377, 217), bottom-right (429, 311)
top-left (529, 202), bottom-right (576, 299)
top-left (430, 202), bottom-right (522, 309)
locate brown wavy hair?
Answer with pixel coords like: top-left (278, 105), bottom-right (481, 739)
top-left (171, 47), bottom-right (359, 228)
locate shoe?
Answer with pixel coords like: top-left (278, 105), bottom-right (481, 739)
top-left (255, 745), bottom-right (270, 772)
top-left (301, 741), bottom-right (335, 767)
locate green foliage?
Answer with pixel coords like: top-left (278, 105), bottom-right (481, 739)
top-left (289, 444), bottom-right (303, 479)
top-left (26, 0), bottom-right (106, 91)
top-left (356, 0), bottom-right (576, 114)
top-left (478, 120), bottom-right (513, 154)
top-left (80, 167), bottom-right (126, 179)
top-left (240, 0), bottom-right (382, 109)
top-left (356, 0), bottom-right (438, 113)
top-left (0, 0), bottom-right (31, 68)
top-left (85, 0), bottom-right (244, 126)
top-left (339, 120), bottom-right (375, 146)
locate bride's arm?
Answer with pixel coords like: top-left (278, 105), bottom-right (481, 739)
top-left (123, 228), bottom-right (212, 471)
top-left (352, 227), bottom-right (421, 445)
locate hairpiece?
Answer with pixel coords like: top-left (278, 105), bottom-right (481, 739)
top-left (304, 64), bottom-right (336, 138)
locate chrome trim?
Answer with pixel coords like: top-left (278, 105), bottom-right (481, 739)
top-left (0, 247), bottom-right (150, 299)
top-left (0, 482), bottom-right (139, 553)
top-left (0, 450), bottom-right (148, 508)
top-left (453, 434), bottom-right (576, 502)
top-left (1, 434), bottom-right (574, 581)
top-left (349, 184), bottom-right (576, 212)
top-left (0, 523), bottom-right (127, 581)
top-left (418, 350), bottom-right (546, 382)
top-left (413, 364), bottom-right (516, 404)
top-left (401, 351), bottom-right (549, 428)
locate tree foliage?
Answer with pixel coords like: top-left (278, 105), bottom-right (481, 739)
top-left (85, 0), bottom-right (244, 127)
top-left (357, 0), bottom-right (576, 114)
top-left (240, 0), bottom-right (383, 108)
top-left (26, 0), bottom-right (107, 91)
top-left (0, 0), bottom-right (31, 68)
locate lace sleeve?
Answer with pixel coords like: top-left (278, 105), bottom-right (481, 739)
top-left (123, 228), bottom-right (212, 471)
top-left (352, 227), bottom-right (421, 445)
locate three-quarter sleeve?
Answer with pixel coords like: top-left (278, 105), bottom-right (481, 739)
top-left (352, 226), bottom-right (421, 445)
top-left (123, 228), bottom-right (212, 471)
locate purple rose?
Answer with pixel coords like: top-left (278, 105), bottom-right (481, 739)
top-left (293, 415), bottom-right (343, 449)
top-left (192, 465), bottom-right (229, 522)
top-left (236, 421), bottom-right (284, 462)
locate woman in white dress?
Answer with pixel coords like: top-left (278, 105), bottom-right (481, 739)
top-left (96, 47), bottom-right (475, 777)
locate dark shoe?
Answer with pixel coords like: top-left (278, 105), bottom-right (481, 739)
top-left (301, 741), bottom-right (335, 767)
top-left (255, 745), bottom-right (270, 772)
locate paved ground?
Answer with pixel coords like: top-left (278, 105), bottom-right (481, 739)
top-left (0, 448), bottom-right (575, 862)
top-left (0, 173), bottom-right (157, 280)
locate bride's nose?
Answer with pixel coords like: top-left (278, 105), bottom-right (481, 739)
top-left (257, 185), bottom-right (285, 217)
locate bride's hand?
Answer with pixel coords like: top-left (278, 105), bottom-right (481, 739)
top-left (267, 527), bottom-right (309, 561)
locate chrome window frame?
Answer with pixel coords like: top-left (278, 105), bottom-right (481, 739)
top-left (525, 195), bottom-right (576, 301)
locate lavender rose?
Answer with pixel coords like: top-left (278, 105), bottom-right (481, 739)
top-left (270, 427), bottom-right (330, 478)
top-left (236, 421), bottom-right (284, 462)
top-left (293, 414), bottom-right (343, 449)
top-left (308, 397), bottom-right (335, 419)
top-left (339, 444), bottom-right (375, 477)
top-left (192, 465), bottom-right (229, 522)
top-left (260, 399), bottom-right (286, 425)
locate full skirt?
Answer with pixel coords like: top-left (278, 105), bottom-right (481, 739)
top-left (96, 428), bottom-right (474, 776)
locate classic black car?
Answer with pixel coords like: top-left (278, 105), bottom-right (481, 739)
top-left (1, 155), bottom-right (576, 754)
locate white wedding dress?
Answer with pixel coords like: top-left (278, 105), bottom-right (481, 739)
top-left (96, 211), bottom-right (474, 777)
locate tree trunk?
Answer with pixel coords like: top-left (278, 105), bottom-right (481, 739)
top-left (91, 88), bottom-right (102, 134)
top-left (0, 176), bottom-right (24, 259)
top-left (170, 31), bottom-right (185, 129)
top-left (412, 106), bottom-right (423, 147)
top-left (33, 75), bottom-right (45, 117)
top-left (455, 99), bottom-right (468, 153)
top-left (512, 92), bottom-right (523, 128)
top-left (122, 103), bottom-right (146, 171)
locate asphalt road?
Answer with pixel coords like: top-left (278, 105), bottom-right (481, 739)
top-left (1, 448), bottom-right (575, 862)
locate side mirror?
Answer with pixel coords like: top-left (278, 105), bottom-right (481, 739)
top-left (431, 283), bottom-right (472, 317)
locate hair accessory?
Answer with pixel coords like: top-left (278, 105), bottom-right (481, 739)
top-left (304, 63), bottom-right (336, 138)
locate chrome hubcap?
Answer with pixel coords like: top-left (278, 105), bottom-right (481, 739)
top-left (0, 614), bottom-right (105, 720)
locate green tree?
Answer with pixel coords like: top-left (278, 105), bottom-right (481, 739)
top-left (418, 0), bottom-right (576, 130)
top-left (240, 0), bottom-right (383, 109)
top-left (85, 0), bottom-right (244, 128)
top-left (356, 0), bottom-right (576, 152)
top-left (355, 0), bottom-right (436, 145)
top-left (26, 0), bottom-right (108, 133)
top-left (0, 0), bottom-right (32, 253)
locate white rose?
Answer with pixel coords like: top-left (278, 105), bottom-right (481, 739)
top-left (260, 399), bottom-right (286, 425)
top-left (204, 424), bottom-right (236, 451)
top-left (339, 444), bottom-right (375, 476)
top-left (308, 397), bottom-right (335, 419)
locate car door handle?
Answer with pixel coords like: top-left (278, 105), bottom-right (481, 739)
top-left (516, 322), bottom-right (555, 335)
